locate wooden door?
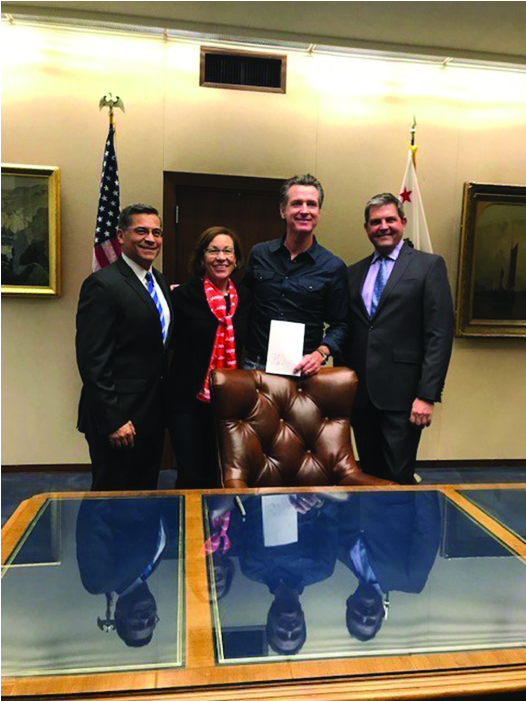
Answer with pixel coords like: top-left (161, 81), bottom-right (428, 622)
top-left (163, 172), bottom-right (284, 285)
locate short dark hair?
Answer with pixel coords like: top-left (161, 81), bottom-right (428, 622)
top-left (189, 226), bottom-right (244, 278)
top-left (280, 174), bottom-right (324, 210)
top-left (118, 203), bottom-right (161, 231)
top-left (364, 193), bottom-right (405, 224)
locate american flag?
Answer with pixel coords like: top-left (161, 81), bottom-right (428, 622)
top-left (92, 124), bottom-right (121, 271)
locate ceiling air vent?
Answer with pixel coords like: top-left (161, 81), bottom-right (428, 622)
top-left (200, 47), bottom-right (286, 93)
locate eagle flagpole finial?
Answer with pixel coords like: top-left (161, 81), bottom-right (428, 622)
top-left (99, 93), bottom-right (125, 126)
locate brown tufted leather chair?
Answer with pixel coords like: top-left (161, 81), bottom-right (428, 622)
top-left (210, 367), bottom-right (391, 488)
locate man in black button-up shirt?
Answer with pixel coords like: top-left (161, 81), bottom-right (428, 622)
top-left (243, 174), bottom-right (349, 376)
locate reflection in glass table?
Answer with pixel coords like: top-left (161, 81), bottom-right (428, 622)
top-left (460, 488), bottom-right (526, 542)
top-left (203, 490), bottom-right (526, 664)
top-left (2, 496), bottom-right (184, 677)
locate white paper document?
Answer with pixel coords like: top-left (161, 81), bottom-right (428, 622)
top-left (261, 495), bottom-right (299, 547)
top-left (266, 320), bottom-right (305, 376)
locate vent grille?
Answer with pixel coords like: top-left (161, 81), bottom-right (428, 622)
top-left (201, 48), bottom-right (286, 93)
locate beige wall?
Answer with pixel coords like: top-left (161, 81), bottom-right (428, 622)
top-left (2, 23), bottom-right (525, 466)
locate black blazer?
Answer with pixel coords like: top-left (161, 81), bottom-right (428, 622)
top-left (346, 243), bottom-right (454, 411)
top-left (167, 277), bottom-right (251, 413)
top-left (76, 256), bottom-right (173, 436)
top-left (337, 491), bottom-right (441, 594)
top-left (76, 498), bottom-right (179, 595)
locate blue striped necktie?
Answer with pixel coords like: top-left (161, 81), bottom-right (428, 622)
top-left (370, 256), bottom-right (389, 316)
top-left (145, 272), bottom-right (167, 342)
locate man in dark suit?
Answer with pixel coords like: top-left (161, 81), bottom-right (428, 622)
top-left (337, 491), bottom-right (441, 641)
top-left (346, 193), bottom-right (454, 484)
top-left (76, 497), bottom-right (180, 647)
top-left (76, 203), bottom-right (173, 490)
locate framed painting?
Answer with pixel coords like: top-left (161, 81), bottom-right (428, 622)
top-left (1, 164), bottom-right (61, 297)
top-left (456, 182), bottom-right (526, 337)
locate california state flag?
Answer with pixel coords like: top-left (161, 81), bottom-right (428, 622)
top-left (399, 147), bottom-right (433, 253)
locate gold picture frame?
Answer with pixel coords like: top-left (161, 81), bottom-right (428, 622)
top-left (1, 164), bottom-right (61, 297)
top-left (456, 182), bottom-right (526, 338)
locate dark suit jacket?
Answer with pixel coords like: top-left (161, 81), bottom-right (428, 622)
top-left (167, 277), bottom-right (251, 413)
top-left (76, 497), bottom-right (179, 595)
top-left (337, 491), bottom-right (441, 594)
top-left (76, 256), bottom-right (173, 436)
top-left (346, 243), bottom-right (454, 410)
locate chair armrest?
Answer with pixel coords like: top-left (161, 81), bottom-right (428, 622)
top-left (339, 474), bottom-right (396, 487)
top-left (223, 479), bottom-right (248, 489)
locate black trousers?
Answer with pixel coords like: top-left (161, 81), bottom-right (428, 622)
top-left (167, 402), bottom-right (221, 489)
top-left (352, 401), bottom-right (422, 485)
top-left (86, 427), bottom-right (165, 491)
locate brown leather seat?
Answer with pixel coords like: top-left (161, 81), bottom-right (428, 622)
top-left (210, 367), bottom-right (391, 488)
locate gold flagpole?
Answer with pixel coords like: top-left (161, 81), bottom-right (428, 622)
top-left (410, 115), bottom-right (418, 167)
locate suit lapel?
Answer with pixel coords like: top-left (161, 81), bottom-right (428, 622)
top-left (117, 257), bottom-right (166, 333)
top-left (373, 243), bottom-right (413, 316)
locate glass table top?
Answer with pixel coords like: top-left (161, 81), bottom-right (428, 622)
top-left (459, 488), bottom-right (526, 542)
top-left (202, 490), bottom-right (526, 664)
top-left (2, 488), bottom-right (526, 683)
top-left (1, 496), bottom-right (184, 677)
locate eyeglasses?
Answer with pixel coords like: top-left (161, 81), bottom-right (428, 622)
top-left (205, 247), bottom-right (235, 258)
top-left (127, 227), bottom-right (163, 238)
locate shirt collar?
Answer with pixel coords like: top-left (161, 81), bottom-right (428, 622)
top-left (121, 252), bottom-right (152, 282)
top-left (372, 238), bottom-right (404, 263)
top-left (272, 235), bottom-right (320, 261)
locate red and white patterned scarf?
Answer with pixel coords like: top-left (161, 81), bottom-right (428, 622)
top-left (197, 276), bottom-right (238, 403)
top-left (203, 510), bottom-right (232, 555)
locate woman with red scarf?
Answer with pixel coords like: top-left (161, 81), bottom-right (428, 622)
top-left (167, 227), bottom-right (250, 488)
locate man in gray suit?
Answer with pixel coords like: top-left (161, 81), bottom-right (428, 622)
top-left (346, 193), bottom-right (454, 484)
